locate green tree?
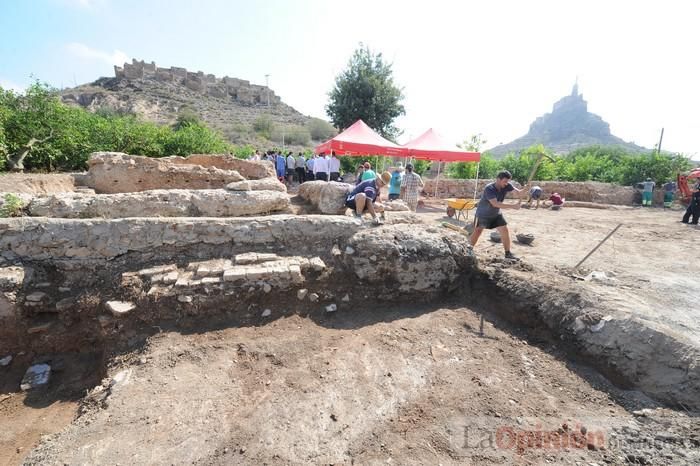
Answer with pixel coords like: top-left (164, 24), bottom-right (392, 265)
top-left (447, 133), bottom-right (495, 179)
top-left (326, 44), bottom-right (405, 139)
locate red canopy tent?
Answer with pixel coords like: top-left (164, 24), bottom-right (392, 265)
top-left (402, 128), bottom-right (480, 162)
top-left (314, 120), bottom-right (408, 157)
top-left (402, 129), bottom-right (481, 198)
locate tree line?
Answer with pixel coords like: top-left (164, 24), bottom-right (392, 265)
top-left (447, 143), bottom-right (693, 186)
top-left (0, 82), bottom-right (240, 171)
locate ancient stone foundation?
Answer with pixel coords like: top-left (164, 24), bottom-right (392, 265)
top-left (0, 215), bottom-right (474, 355)
top-left (25, 189), bottom-right (290, 218)
top-left (85, 152), bottom-right (276, 194)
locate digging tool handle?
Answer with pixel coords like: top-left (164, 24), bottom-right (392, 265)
top-left (574, 223), bottom-right (623, 269)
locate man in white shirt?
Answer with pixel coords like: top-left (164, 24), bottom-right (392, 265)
top-left (306, 155), bottom-right (316, 181)
top-left (284, 152), bottom-right (295, 183)
top-left (314, 153), bottom-right (329, 181)
top-left (328, 152), bottom-right (341, 181)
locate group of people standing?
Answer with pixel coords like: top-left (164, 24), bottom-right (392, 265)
top-left (248, 150), bottom-right (341, 184)
top-left (248, 150), bottom-right (426, 214)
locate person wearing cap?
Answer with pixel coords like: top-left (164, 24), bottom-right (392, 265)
top-left (638, 177), bottom-right (656, 206)
top-left (681, 183), bottom-right (700, 225)
top-left (345, 171), bottom-right (392, 225)
top-left (400, 163), bottom-right (424, 211)
top-left (388, 163), bottom-right (404, 200)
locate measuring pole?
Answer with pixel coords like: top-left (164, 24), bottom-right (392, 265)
top-left (574, 223), bottom-right (623, 269)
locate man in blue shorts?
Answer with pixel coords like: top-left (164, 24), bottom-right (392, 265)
top-left (526, 185), bottom-right (543, 209)
top-left (467, 170), bottom-right (524, 260)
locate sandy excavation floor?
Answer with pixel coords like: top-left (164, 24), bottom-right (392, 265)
top-left (420, 200), bottom-right (700, 345)
top-left (2, 199), bottom-right (699, 465)
top-left (15, 307), bottom-right (700, 465)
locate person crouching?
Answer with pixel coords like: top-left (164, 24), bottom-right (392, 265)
top-left (345, 171), bottom-right (391, 225)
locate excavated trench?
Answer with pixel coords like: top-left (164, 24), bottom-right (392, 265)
top-left (2, 216), bottom-right (697, 412)
top-left (2, 214), bottom-right (699, 464)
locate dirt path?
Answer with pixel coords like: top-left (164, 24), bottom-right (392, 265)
top-left (20, 305), bottom-right (699, 465)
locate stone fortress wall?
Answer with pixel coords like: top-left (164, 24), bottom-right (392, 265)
top-left (114, 59), bottom-right (281, 106)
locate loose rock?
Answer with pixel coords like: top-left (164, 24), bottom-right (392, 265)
top-left (20, 363), bottom-right (51, 390)
top-left (106, 300), bottom-right (136, 316)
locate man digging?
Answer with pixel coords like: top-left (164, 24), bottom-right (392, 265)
top-left (467, 170), bottom-right (523, 261)
top-left (345, 171), bottom-right (391, 225)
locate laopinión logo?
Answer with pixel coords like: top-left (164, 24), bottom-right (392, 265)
top-left (447, 416), bottom-right (608, 458)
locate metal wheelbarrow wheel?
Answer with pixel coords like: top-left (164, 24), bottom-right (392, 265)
top-left (446, 206), bottom-right (456, 218)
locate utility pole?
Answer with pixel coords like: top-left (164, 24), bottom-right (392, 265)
top-left (657, 128), bottom-right (665, 154)
top-left (264, 74), bottom-right (270, 107)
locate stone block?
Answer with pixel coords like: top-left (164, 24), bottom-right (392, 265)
top-left (55, 297), bottom-right (76, 312)
top-left (223, 268), bottom-right (246, 282)
top-left (85, 153), bottom-right (245, 194)
top-left (138, 264), bottom-right (178, 277)
top-left (226, 178), bottom-right (286, 192)
top-left (0, 266), bottom-right (25, 291)
top-left (106, 301), bottom-right (135, 316)
top-left (195, 260), bottom-right (232, 278)
top-left (245, 267), bottom-right (267, 280)
top-left (27, 322), bottom-right (53, 334)
top-left (25, 292), bottom-right (47, 302)
top-left (308, 257), bottom-right (326, 271)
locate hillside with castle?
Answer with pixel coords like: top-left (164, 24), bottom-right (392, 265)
top-left (488, 83), bottom-right (645, 156)
top-left (60, 59), bottom-right (312, 144)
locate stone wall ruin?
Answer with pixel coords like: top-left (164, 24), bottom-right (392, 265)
top-left (114, 59), bottom-right (281, 106)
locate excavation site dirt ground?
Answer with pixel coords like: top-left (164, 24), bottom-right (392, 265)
top-left (1, 183), bottom-right (699, 465)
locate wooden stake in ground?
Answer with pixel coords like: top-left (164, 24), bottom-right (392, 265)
top-left (575, 223), bottom-right (623, 269)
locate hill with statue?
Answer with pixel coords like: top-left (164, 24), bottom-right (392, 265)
top-left (488, 83), bottom-right (646, 156)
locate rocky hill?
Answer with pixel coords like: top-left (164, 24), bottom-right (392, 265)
top-left (60, 59), bottom-right (314, 145)
top-left (488, 83), bottom-right (645, 156)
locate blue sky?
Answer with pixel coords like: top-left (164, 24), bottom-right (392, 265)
top-left (1, 0), bottom-right (699, 157)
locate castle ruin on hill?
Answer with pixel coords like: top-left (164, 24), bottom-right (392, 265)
top-left (114, 59), bottom-right (281, 107)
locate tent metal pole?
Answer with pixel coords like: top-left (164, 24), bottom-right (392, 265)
top-left (434, 161), bottom-right (441, 198)
top-left (473, 162), bottom-right (480, 200)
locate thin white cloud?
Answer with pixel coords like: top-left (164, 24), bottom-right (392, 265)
top-left (0, 79), bottom-right (25, 93)
top-left (66, 42), bottom-right (128, 66)
top-left (58, 0), bottom-right (105, 8)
